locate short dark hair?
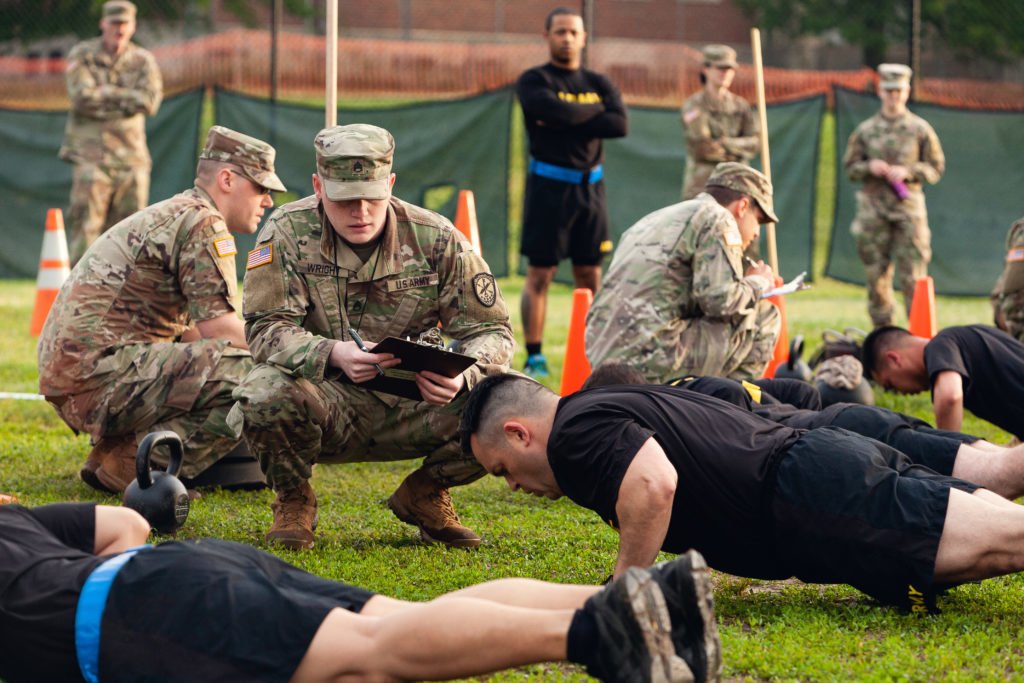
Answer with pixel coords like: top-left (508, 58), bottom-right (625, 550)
top-left (860, 325), bottom-right (911, 379)
top-left (459, 374), bottom-right (550, 457)
top-left (704, 185), bottom-right (745, 207)
top-left (581, 362), bottom-right (648, 390)
top-left (545, 6), bottom-right (581, 31)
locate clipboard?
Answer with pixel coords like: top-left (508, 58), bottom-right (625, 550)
top-left (339, 336), bottom-right (478, 401)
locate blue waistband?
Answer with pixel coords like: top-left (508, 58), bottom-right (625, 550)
top-left (529, 159), bottom-right (604, 184)
top-left (75, 545), bottom-right (152, 683)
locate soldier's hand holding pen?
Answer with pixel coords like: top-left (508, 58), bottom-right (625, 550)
top-left (329, 334), bottom-right (400, 383)
top-left (743, 256), bottom-right (773, 280)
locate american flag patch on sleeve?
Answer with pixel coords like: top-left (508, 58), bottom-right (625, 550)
top-left (1008, 247), bottom-right (1024, 263)
top-left (246, 244), bottom-right (273, 270)
top-left (213, 235), bottom-right (237, 257)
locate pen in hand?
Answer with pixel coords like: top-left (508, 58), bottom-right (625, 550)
top-left (348, 327), bottom-right (386, 377)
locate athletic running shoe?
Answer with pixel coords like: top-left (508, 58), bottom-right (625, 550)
top-left (523, 353), bottom-right (550, 378)
top-left (582, 565), bottom-right (712, 683)
top-left (648, 550), bottom-right (722, 682)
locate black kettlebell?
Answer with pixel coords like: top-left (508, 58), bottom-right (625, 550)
top-left (123, 431), bottom-right (190, 534)
top-left (774, 335), bottom-right (814, 382)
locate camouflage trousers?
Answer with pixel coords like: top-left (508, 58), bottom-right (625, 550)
top-left (48, 340), bottom-right (251, 477)
top-left (640, 299), bottom-right (780, 382)
top-left (851, 190), bottom-right (931, 328)
top-left (68, 161), bottom-right (150, 265)
top-left (229, 364), bottom-right (484, 493)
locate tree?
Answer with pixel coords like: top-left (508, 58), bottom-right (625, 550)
top-left (735, 0), bottom-right (1024, 67)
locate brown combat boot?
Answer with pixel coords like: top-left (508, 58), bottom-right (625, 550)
top-left (388, 469), bottom-right (482, 548)
top-left (86, 435), bottom-right (139, 494)
top-left (265, 481), bottom-right (318, 550)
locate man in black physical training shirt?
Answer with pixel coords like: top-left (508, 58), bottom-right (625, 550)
top-left (516, 6), bottom-right (628, 378)
top-left (462, 374), bottom-right (1024, 611)
top-left (0, 502), bottom-right (720, 683)
top-left (862, 324), bottom-right (1024, 440)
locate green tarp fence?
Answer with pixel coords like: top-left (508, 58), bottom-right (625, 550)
top-left (0, 88), bottom-right (203, 278)
top-left (827, 86), bottom-right (1024, 296)
top-left (214, 88), bottom-right (513, 277)
top-left (527, 94), bottom-right (824, 283)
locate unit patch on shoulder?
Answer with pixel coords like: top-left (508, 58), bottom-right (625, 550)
top-left (1007, 247), bottom-right (1024, 263)
top-left (213, 235), bottom-right (237, 257)
top-left (246, 244), bottom-right (273, 270)
top-left (472, 273), bottom-right (497, 307)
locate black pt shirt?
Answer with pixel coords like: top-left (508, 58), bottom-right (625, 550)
top-left (0, 503), bottom-right (102, 683)
top-left (548, 385), bottom-right (802, 577)
top-left (924, 325), bottom-right (1024, 439)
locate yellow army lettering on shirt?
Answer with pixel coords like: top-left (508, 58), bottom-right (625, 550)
top-left (557, 91), bottom-right (602, 104)
top-left (386, 273), bottom-right (440, 293)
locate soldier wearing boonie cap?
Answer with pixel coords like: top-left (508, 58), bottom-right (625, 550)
top-left (843, 62), bottom-right (945, 328)
top-left (60, 0), bottom-right (162, 265)
top-left (39, 125), bottom-right (284, 495)
top-left (233, 122), bottom-right (514, 551)
top-left (680, 43), bottom-right (761, 265)
top-left (586, 160), bottom-right (781, 382)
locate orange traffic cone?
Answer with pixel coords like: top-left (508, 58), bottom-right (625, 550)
top-left (453, 189), bottom-right (482, 254)
top-left (0, 493), bottom-right (17, 505)
top-left (908, 276), bottom-right (937, 339)
top-left (763, 275), bottom-right (789, 378)
top-left (29, 208), bottom-right (71, 336)
top-left (560, 288), bottom-right (593, 396)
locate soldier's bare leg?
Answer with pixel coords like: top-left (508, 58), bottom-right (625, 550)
top-left (951, 441), bottom-right (1024, 500)
top-left (933, 488), bottom-right (1024, 584)
top-left (521, 265), bottom-right (557, 346)
top-left (571, 263), bottom-right (601, 292)
top-left (360, 579), bottom-right (600, 617)
top-left (68, 162), bottom-right (114, 265)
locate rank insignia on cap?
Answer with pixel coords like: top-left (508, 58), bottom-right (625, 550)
top-left (472, 273), bottom-right (497, 307)
top-left (213, 235), bottom-right (237, 257)
top-left (1008, 247), bottom-right (1024, 263)
top-left (246, 244), bottom-right (273, 270)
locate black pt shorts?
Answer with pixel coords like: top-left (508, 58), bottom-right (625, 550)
top-left (828, 405), bottom-right (966, 475)
top-left (769, 427), bottom-right (978, 609)
top-left (521, 173), bottom-right (611, 267)
top-left (99, 539), bottom-right (375, 683)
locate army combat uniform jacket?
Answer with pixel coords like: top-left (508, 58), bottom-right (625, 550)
top-left (680, 90), bottom-right (760, 200)
top-left (992, 217), bottom-right (1024, 342)
top-left (585, 194), bottom-right (778, 381)
top-left (59, 37), bottom-right (162, 169)
top-left (37, 187), bottom-right (249, 475)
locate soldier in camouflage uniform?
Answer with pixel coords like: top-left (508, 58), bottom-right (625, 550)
top-left (230, 124), bottom-right (514, 550)
top-left (38, 126), bottom-right (285, 493)
top-left (680, 45), bottom-right (760, 202)
top-left (991, 216), bottom-right (1024, 341)
top-left (843, 63), bottom-right (945, 328)
top-left (586, 162), bottom-right (780, 382)
top-left (60, 0), bottom-right (163, 265)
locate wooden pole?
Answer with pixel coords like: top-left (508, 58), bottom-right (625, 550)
top-left (325, 0), bottom-right (338, 128)
top-left (750, 27), bottom-right (779, 275)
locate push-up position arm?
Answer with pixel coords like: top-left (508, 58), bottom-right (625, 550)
top-left (612, 437), bottom-right (678, 578)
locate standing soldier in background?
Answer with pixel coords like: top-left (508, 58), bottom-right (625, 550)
top-left (38, 126), bottom-right (284, 493)
top-left (680, 45), bottom-right (760, 202)
top-left (991, 216), bottom-right (1024, 341)
top-left (59, 0), bottom-right (162, 264)
top-left (232, 124), bottom-right (514, 551)
top-left (843, 63), bottom-right (944, 329)
top-left (516, 6), bottom-right (627, 378)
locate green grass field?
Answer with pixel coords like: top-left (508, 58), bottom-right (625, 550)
top-left (2, 275), bottom-right (1021, 682)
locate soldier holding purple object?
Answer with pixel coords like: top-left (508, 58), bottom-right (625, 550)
top-left (843, 63), bottom-right (945, 328)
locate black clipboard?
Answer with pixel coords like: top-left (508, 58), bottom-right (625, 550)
top-left (339, 336), bottom-right (478, 401)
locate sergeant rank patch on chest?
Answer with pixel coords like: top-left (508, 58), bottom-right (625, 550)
top-left (213, 235), bottom-right (237, 257)
top-left (246, 244), bottom-right (273, 270)
top-left (386, 273), bottom-right (440, 293)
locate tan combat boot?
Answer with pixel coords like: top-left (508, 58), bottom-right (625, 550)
top-left (86, 435), bottom-right (139, 494)
top-left (388, 469), bottom-right (482, 548)
top-left (265, 480), bottom-right (318, 550)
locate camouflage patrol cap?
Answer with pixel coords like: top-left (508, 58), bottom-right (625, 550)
top-left (102, 0), bottom-right (136, 22)
top-left (702, 44), bottom-right (738, 69)
top-left (878, 63), bottom-right (912, 90)
top-left (706, 162), bottom-right (779, 224)
top-left (199, 125), bottom-right (286, 193)
top-left (314, 124), bottom-right (395, 201)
